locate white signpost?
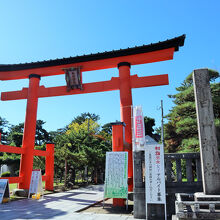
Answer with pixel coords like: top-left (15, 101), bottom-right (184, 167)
top-left (104, 152), bottom-right (128, 208)
top-left (28, 169), bottom-right (43, 199)
top-left (0, 179), bottom-right (10, 203)
top-left (145, 144), bottom-right (166, 218)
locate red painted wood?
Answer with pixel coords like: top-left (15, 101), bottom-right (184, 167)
top-left (118, 64), bottom-right (133, 192)
top-left (112, 124), bottom-right (124, 152)
top-left (131, 74), bottom-right (169, 88)
top-left (0, 145), bottom-right (24, 154)
top-left (0, 177), bottom-right (23, 184)
top-left (0, 48), bottom-right (174, 81)
top-left (1, 74), bottom-right (168, 101)
top-left (42, 175), bottom-right (47, 181)
top-left (113, 198), bottom-right (125, 207)
top-left (45, 143), bottom-right (54, 191)
top-left (19, 76), bottom-right (40, 190)
top-left (33, 149), bottom-right (48, 157)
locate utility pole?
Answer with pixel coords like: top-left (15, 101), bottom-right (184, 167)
top-left (161, 100), bottom-right (164, 146)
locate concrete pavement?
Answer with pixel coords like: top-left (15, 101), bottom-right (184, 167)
top-left (0, 185), bottom-right (139, 220)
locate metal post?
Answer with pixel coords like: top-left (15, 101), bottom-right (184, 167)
top-left (161, 100), bottom-right (164, 146)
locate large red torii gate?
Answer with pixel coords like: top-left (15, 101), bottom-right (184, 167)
top-left (0, 35), bottom-right (185, 191)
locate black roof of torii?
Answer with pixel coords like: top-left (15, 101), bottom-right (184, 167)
top-left (0, 35), bottom-right (185, 72)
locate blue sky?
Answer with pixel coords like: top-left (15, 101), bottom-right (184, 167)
top-left (0, 0), bottom-right (219, 132)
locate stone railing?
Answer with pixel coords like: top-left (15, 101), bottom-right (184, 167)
top-left (165, 153), bottom-right (203, 194)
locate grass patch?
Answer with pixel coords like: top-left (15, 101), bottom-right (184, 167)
top-left (182, 178), bottom-right (198, 182)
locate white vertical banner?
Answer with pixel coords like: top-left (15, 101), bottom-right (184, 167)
top-left (145, 144), bottom-right (166, 204)
top-left (133, 106), bottom-right (146, 151)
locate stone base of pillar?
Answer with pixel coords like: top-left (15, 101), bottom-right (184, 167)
top-left (195, 192), bottom-right (220, 201)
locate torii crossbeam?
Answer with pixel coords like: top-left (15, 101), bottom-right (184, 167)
top-left (0, 35), bottom-right (185, 192)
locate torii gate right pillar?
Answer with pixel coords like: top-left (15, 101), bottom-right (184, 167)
top-left (118, 62), bottom-right (133, 192)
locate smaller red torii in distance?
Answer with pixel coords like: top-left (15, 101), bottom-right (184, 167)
top-left (0, 35), bottom-right (185, 192)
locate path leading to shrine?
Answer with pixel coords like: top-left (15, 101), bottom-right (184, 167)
top-left (0, 185), bottom-right (139, 220)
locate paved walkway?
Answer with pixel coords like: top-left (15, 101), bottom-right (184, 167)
top-left (0, 185), bottom-right (136, 220)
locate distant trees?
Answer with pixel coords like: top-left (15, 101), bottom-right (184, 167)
top-left (6, 120), bottom-right (50, 147)
top-left (0, 116), bottom-right (9, 144)
top-left (71, 112), bottom-right (100, 125)
top-left (164, 69), bottom-right (220, 153)
top-left (7, 123), bottom-right (24, 147)
top-left (0, 113), bottom-right (112, 183)
top-left (52, 113), bottom-right (111, 186)
top-left (0, 110), bottom-right (162, 183)
top-left (144, 116), bottom-right (161, 142)
top-left (144, 116), bottom-right (155, 136)
top-left (0, 120), bottom-right (50, 173)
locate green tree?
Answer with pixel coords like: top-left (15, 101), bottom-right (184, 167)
top-left (72, 112), bottom-right (100, 125)
top-left (101, 123), bottom-right (112, 135)
top-left (7, 123), bottom-right (24, 147)
top-left (7, 120), bottom-right (50, 147)
top-left (35, 120), bottom-right (50, 146)
top-left (144, 116), bottom-right (155, 136)
top-left (53, 117), bottom-right (111, 186)
top-left (164, 69), bottom-right (220, 153)
top-left (0, 116), bottom-right (9, 144)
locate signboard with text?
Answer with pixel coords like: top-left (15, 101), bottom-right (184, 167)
top-left (28, 169), bottom-right (43, 198)
top-left (145, 144), bottom-right (166, 204)
top-left (104, 152), bottom-right (128, 198)
top-left (0, 179), bottom-right (10, 203)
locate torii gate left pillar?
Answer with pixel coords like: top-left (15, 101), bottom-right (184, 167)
top-left (19, 74), bottom-right (40, 189)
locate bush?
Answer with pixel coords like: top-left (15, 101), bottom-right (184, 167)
top-left (1, 171), bottom-right (10, 177)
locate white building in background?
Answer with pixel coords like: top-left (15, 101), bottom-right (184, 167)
top-left (145, 135), bottom-right (158, 145)
top-left (0, 164), bottom-right (10, 175)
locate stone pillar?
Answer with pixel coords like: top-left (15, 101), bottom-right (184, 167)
top-left (133, 151), bottom-right (146, 219)
top-left (193, 68), bottom-right (220, 195)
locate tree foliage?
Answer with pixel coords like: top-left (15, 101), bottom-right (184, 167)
top-left (7, 120), bottom-right (50, 147)
top-left (0, 116), bottom-right (9, 144)
top-left (165, 69), bottom-right (220, 153)
top-left (144, 116), bottom-right (155, 136)
top-left (71, 112), bottom-right (100, 125)
top-left (53, 117), bottom-right (111, 186)
top-left (144, 116), bottom-right (161, 142)
top-left (0, 112), bottom-right (112, 184)
top-left (7, 123), bottom-right (24, 147)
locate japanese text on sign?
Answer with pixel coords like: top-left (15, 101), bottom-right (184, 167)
top-left (145, 144), bottom-right (166, 204)
top-left (28, 169), bottom-right (43, 198)
top-left (104, 152), bottom-right (128, 199)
